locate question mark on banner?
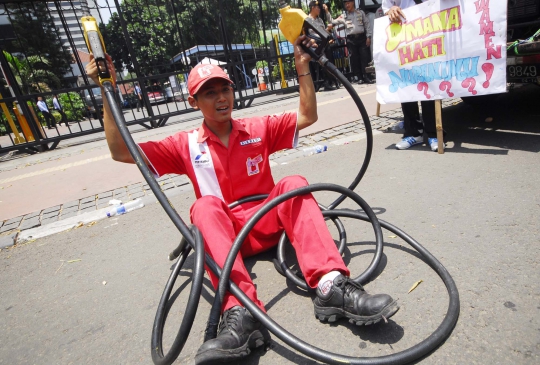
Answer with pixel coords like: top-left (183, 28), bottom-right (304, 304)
top-left (439, 81), bottom-right (454, 97)
top-left (481, 63), bottom-right (494, 88)
top-left (461, 78), bottom-right (477, 95)
top-left (417, 82), bottom-right (431, 99)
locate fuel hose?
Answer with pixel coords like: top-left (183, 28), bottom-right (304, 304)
top-left (96, 38), bottom-right (460, 364)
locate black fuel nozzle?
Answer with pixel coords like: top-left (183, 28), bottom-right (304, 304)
top-left (302, 17), bottom-right (332, 62)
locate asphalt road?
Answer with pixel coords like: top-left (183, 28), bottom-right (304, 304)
top-left (1, 85), bottom-right (539, 364)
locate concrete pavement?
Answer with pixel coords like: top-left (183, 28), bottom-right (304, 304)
top-left (0, 83), bottom-right (410, 246)
top-left (0, 83), bottom-right (539, 363)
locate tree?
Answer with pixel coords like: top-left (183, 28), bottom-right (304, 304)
top-left (6, 3), bottom-right (73, 88)
top-left (101, 0), bottom-right (260, 76)
top-left (3, 51), bottom-right (60, 94)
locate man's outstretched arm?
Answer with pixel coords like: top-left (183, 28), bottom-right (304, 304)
top-left (86, 55), bottom-right (140, 164)
top-left (295, 35), bottom-right (318, 131)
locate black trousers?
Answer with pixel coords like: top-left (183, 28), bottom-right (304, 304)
top-left (309, 47), bottom-right (338, 87)
top-left (136, 96), bottom-right (144, 111)
top-left (347, 33), bottom-right (370, 81)
top-left (401, 101), bottom-right (437, 139)
top-left (41, 111), bottom-right (56, 128)
top-left (55, 108), bottom-right (68, 125)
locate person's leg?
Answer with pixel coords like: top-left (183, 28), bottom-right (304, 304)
top-left (250, 175), bottom-right (349, 287)
top-left (253, 176), bottom-right (398, 326)
top-left (43, 111), bottom-right (55, 128)
top-left (190, 195), bottom-right (265, 313)
top-left (348, 41), bottom-right (362, 82)
top-left (402, 102), bottom-right (422, 137)
top-left (59, 110), bottom-right (68, 125)
top-left (395, 102), bottom-right (423, 149)
top-left (420, 100), bottom-right (446, 151)
top-left (321, 48), bottom-right (336, 91)
top-left (420, 100), bottom-right (436, 138)
top-left (359, 37), bottom-right (373, 83)
top-left (192, 196), bottom-right (266, 364)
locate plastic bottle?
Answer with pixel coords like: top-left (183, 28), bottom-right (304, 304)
top-left (303, 145), bottom-right (328, 156)
top-left (106, 199), bottom-right (144, 217)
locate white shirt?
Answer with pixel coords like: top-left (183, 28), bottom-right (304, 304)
top-left (53, 97), bottom-right (61, 110)
top-left (37, 100), bottom-right (49, 113)
top-left (382, 0), bottom-right (423, 13)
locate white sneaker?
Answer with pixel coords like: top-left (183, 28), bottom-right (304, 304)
top-left (395, 136), bottom-right (423, 150)
top-left (428, 138), bottom-right (445, 152)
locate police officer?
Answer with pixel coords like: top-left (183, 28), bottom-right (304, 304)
top-left (338, 0), bottom-right (373, 84)
top-left (307, 1), bottom-right (337, 91)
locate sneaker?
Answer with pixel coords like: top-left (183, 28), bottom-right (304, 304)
top-left (195, 306), bottom-right (265, 364)
top-left (428, 137), bottom-right (445, 152)
top-left (395, 136), bottom-right (423, 150)
top-left (313, 274), bottom-right (399, 325)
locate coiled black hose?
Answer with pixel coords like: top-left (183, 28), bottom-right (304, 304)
top-left (101, 52), bottom-right (459, 365)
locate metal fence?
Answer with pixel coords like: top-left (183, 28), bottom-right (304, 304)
top-left (0, 0), bottom-right (352, 154)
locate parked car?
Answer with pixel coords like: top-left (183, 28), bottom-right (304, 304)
top-left (146, 85), bottom-right (166, 104)
top-left (82, 87), bottom-right (103, 118)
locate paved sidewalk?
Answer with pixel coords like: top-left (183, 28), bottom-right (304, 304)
top-left (0, 92), bottom-right (463, 248)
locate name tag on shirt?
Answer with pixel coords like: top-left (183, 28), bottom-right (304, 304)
top-left (240, 137), bottom-right (262, 146)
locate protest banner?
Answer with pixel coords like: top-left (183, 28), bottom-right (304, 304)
top-left (373, 0), bottom-right (507, 104)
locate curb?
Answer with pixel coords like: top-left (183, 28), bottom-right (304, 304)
top-left (13, 184), bottom-right (192, 246)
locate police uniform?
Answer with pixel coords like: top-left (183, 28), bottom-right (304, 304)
top-left (342, 5), bottom-right (373, 83)
top-left (139, 113), bottom-right (349, 312)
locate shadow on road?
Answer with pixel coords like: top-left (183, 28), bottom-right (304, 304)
top-left (384, 84), bottom-right (540, 154)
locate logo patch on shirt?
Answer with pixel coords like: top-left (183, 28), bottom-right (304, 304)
top-left (240, 137), bottom-right (262, 146)
top-left (194, 151), bottom-right (210, 168)
top-left (246, 154), bottom-right (263, 176)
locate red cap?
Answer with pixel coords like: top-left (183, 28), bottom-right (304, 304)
top-left (187, 64), bottom-right (233, 96)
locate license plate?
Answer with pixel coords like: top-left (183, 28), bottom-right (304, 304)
top-left (507, 65), bottom-right (539, 83)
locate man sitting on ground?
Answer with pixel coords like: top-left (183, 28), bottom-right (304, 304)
top-left (86, 35), bottom-right (399, 365)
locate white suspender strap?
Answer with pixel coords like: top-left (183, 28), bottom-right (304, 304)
top-left (187, 131), bottom-right (224, 201)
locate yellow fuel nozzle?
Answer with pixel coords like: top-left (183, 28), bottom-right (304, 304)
top-left (278, 2), bottom-right (331, 60)
top-left (278, 4), bottom-right (307, 45)
top-left (81, 15), bottom-right (113, 85)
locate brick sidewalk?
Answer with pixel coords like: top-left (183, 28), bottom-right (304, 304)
top-left (0, 97), bottom-right (463, 248)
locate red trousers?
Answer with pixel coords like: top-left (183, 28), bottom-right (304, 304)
top-left (190, 175), bottom-right (349, 312)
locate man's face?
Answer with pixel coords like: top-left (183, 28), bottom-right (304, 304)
top-left (311, 5), bottom-right (320, 16)
top-left (38, 97), bottom-right (42, 101)
top-left (188, 79), bottom-right (234, 126)
top-left (344, 1), bottom-right (354, 12)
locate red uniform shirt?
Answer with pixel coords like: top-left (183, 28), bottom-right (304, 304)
top-left (139, 113), bottom-right (298, 204)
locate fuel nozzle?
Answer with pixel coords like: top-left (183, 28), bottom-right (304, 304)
top-left (278, 1), bottom-right (331, 61)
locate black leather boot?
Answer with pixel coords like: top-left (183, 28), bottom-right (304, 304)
top-left (313, 274), bottom-right (399, 325)
top-left (195, 306), bottom-right (265, 364)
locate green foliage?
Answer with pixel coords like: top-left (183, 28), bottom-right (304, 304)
top-left (52, 93), bottom-right (86, 122)
top-left (0, 108), bottom-right (18, 136)
top-left (5, 3), bottom-right (73, 88)
top-left (272, 57), bottom-right (296, 78)
top-left (3, 51), bottom-right (60, 95)
top-left (101, 0), bottom-right (260, 76)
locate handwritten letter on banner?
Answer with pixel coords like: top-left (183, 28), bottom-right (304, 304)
top-left (374, 0), bottom-right (506, 104)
